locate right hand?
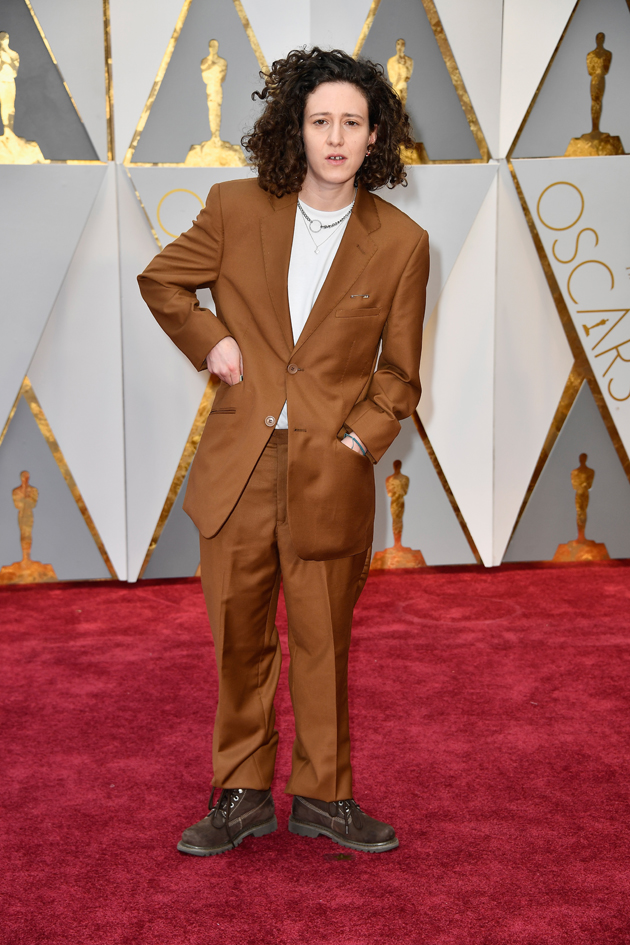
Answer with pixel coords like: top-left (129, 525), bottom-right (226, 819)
top-left (206, 336), bottom-right (243, 386)
top-left (341, 433), bottom-right (367, 455)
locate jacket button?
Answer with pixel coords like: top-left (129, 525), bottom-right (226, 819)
top-left (287, 363), bottom-right (299, 374)
top-left (264, 416), bottom-right (276, 427)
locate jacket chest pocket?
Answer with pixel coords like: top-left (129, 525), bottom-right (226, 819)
top-left (335, 307), bottom-right (381, 318)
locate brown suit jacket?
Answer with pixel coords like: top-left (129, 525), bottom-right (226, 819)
top-left (138, 178), bottom-right (429, 559)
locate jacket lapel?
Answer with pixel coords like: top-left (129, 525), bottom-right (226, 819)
top-left (291, 185), bottom-right (380, 357)
top-left (260, 191), bottom-right (298, 354)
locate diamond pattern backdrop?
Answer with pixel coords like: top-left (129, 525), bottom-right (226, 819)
top-left (1, 0), bottom-right (629, 583)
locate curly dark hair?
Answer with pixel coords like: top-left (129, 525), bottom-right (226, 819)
top-left (241, 47), bottom-right (414, 197)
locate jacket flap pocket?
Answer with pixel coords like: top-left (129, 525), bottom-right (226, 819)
top-left (335, 307), bottom-right (381, 318)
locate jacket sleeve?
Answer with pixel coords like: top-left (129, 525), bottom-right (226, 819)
top-left (137, 183), bottom-right (232, 371)
top-left (344, 229), bottom-right (430, 462)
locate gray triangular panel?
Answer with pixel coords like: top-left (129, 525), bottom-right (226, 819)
top-left (0, 397), bottom-right (110, 580)
top-left (513, 0), bottom-right (630, 158)
top-left (373, 416), bottom-right (476, 565)
top-left (29, 0), bottom-right (108, 161)
top-left (0, 0), bottom-right (99, 159)
top-left (131, 0), bottom-right (263, 164)
top-left (142, 468), bottom-right (200, 579)
top-left (503, 383), bottom-right (630, 562)
top-left (361, 0), bottom-right (481, 160)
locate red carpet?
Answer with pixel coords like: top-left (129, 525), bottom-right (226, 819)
top-left (2, 564), bottom-right (630, 945)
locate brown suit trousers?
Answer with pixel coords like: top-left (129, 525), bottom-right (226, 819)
top-left (200, 430), bottom-right (370, 802)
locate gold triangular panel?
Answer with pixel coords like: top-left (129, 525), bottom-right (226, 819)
top-left (503, 379), bottom-right (630, 562)
top-left (512, 0), bottom-right (630, 159)
top-left (127, 0), bottom-right (266, 166)
top-left (502, 363), bottom-right (584, 555)
top-left (372, 413), bottom-right (481, 569)
top-left (0, 380), bottom-right (116, 582)
top-left (138, 377), bottom-right (219, 579)
top-left (0, 0), bottom-right (100, 162)
top-left (356, 0), bottom-right (489, 162)
top-left (512, 156), bottom-right (630, 478)
top-left (140, 465), bottom-right (201, 579)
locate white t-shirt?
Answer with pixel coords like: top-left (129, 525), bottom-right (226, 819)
top-left (276, 198), bottom-right (354, 429)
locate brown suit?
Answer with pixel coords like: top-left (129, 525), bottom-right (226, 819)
top-left (138, 178), bottom-right (429, 800)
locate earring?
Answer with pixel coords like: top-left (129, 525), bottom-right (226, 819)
top-left (365, 149), bottom-right (371, 157)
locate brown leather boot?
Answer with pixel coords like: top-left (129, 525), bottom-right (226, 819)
top-left (177, 788), bottom-right (277, 856)
top-left (288, 795), bottom-right (399, 853)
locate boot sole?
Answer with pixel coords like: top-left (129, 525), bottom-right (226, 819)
top-left (177, 815), bottom-right (278, 856)
top-left (288, 815), bottom-right (399, 853)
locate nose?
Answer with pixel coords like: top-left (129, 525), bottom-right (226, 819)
top-left (326, 120), bottom-right (344, 147)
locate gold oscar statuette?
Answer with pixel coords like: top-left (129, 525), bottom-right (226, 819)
top-left (552, 453), bottom-right (610, 562)
top-left (565, 33), bottom-right (625, 157)
top-left (0, 471), bottom-right (57, 584)
top-left (184, 39), bottom-right (247, 167)
top-left (371, 460), bottom-right (426, 570)
top-left (0, 31), bottom-right (48, 164)
top-left (387, 38), bottom-right (428, 166)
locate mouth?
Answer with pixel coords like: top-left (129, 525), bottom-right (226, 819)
top-left (325, 154), bottom-right (347, 164)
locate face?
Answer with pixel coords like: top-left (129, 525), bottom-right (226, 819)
top-left (396, 39), bottom-right (405, 56)
top-left (302, 81), bottom-right (376, 190)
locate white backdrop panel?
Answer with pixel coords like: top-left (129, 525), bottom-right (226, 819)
top-left (311, 0), bottom-right (375, 54)
top-left (0, 165), bottom-right (106, 433)
top-left (129, 167), bottom-right (255, 248)
top-left (419, 175), bottom-right (498, 566)
top-left (379, 163), bottom-right (498, 320)
top-left (499, 0), bottom-right (577, 156)
top-left (29, 0), bottom-right (108, 161)
top-left (28, 165), bottom-right (127, 580)
top-left (243, 0), bottom-right (309, 66)
top-left (515, 156), bottom-right (630, 460)
top-left (117, 167), bottom-right (208, 582)
top-left (433, 0), bottom-right (503, 158)
top-left (493, 160), bottom-right (574, 565)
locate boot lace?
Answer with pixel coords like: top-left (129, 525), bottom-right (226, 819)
top-left (207, 788), bottom-right (243, 849)
top-left (336, 799), bottom-right (364, 836)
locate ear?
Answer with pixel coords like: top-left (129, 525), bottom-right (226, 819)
top-left (369, 125), bottom-right (378, 146)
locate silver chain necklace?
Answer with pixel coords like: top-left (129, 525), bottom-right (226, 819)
top-left (298, 200), bottom-right (354, 255)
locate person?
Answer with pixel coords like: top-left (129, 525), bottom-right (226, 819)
top-left (138, 47), bottom-right (429, 857)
